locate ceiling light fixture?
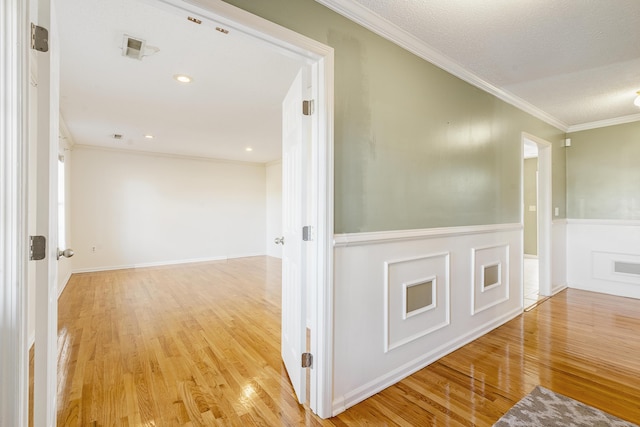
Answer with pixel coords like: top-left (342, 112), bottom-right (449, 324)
top-left (245, 147), bottom-right (253, 152)
top-left (634, 91), bottom-right (640, 107)
top-left (144, 134), bottom-right (154, 139)
top-left (173, 74), bottom-right (192, 83)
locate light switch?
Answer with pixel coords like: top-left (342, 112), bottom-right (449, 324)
top-left (528, 205), bottom-right (536, 212)
top-left (554, 207), bottom-right (559, 216)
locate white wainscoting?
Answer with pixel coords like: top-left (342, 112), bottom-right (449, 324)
top-left (567, 219), bottom-right (640, 299)
top-left (332, 223), bottom-right (523, 415)
top-left (552, 219), bottom-right (568, 294)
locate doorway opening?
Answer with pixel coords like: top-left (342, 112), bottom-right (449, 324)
top-left (523, 139), bottom-right (540, 308)
top-left (522, 133), bottom-right (552, 307)
top-left (27, 0), bottom-right (334, 421)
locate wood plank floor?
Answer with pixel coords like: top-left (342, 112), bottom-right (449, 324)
top-left (51, 256), bottom-right (640, 426)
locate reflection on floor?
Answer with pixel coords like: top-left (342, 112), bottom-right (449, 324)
top-left (524, 257), bottom-right (542, 308)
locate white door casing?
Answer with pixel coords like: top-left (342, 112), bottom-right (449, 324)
top-left (281, 69), bottom-right (307, 404)
top-left (522, 133), bottom-right (552, 297)
top-left (6, 0), bottom-right (334, 420)
top-left (33, 0), bottom-right (60, 425)
top-left (0, 0), bottom-right (29, 425)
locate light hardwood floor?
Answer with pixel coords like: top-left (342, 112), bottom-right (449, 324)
top-left (48, 256), bottom-right (640, 426)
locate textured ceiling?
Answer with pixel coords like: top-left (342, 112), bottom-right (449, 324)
top-left (57, 0), bottom-right (304, 163)
top-left (326, 0), bottom-right (640, 129)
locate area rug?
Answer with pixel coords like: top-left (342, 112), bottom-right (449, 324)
top-left (493, 386), bottom-right (639, 426)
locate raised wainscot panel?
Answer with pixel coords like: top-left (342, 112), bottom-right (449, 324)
top-left (593, 251), bottom-right (640, 286)
top-left (471, 244), bottom-right (510, 315)
top-left (384, 252), bottom-right (450, 352)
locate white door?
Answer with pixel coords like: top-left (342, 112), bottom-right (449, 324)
top-left (280, 69), bottom-right (308, 404)
top-left (32, 0), bottom-right (61, 425)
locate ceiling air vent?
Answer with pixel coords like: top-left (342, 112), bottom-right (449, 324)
top-left (122, 35), bottom-right (146, 60)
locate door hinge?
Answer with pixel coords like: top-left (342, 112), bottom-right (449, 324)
top-left (30, 235), bottom-right (46, 261)
top-left (302, 225), bottom-right (313, 242)
top-left (302, 100), bottom-right (314, 116)
top-left (31, 23), bottom-right (49, 52)
top-left (301, 352), bottom-right (313, 368)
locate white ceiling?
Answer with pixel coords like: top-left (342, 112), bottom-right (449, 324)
top-left (59, 1), bottom-right (640, 163)
top-left (320, 0), bottom-right (640, 131)
top-left (57, 0), bottom-right (304, 163)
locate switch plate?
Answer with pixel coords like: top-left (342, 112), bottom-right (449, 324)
top-left (554, 207), bottom-right (559, 216)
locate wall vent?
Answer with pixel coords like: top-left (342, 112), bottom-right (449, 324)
top-left (614, 261), bottom-right (640, 276)
top-left (122, 35), bottom-right (146, 60)
top-left (483, 263), bottom-right (500, 290)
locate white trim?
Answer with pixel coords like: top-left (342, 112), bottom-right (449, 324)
top-left (70, 254), bottom-right (255, 274)
top-left (522, 133), bottom-right (553, 297)
top-left (566, 218), bottom-right (640, 227)
top-left (58, 116), bottom-right (75, 149)
top-left (57, 270), bottom-right (72, 298)
top-left (149, 0), bottom-right (335, 417)
top-left (1, 0), bottom-right (29, 424)
top-left (334, 223), bottom-right (522, 247)
top-left (567, 113), bottom-right (640, 133)
top-left (524, 254), bottom-right (538, 259)
top-left (265, 158), bottom-right (282, 167)
top-left (315, 0), bottom-right (568, 132)
top-left (332, 306), bottom-right (522, 416)
top-left (73, 143), bottom-right (269, 166)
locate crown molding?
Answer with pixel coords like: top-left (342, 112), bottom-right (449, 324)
top-left (316, 0), bottom-right (569, 132)
top-left (72, 143), bottom-right (268, 166)
top-left (59, 115), bottom-right (76, 149)
top-left (567, 113), bottom-right (640, 133)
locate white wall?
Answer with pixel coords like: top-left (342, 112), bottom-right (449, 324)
top-left (266, 160), bottom-right (282, 258)
top-left (552, 219), bottom-right (567, 292)
top-left (57, 146), bottom-right (73, 296)
top-left (331, 224), bottom-right (523, 415)
top-left (70, 146), bottom-right (267, 271)
top-left (567, 219), bottom-right (640, 299)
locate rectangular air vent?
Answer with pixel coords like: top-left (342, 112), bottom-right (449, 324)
top-left (614, 261), bottom-right (640, 276)
top-left (483, 264), bottom-right (500, 290)
top-left (122, 35), bottom-right (146, 60)
top-left (404, 278), bottom-right (435, 318)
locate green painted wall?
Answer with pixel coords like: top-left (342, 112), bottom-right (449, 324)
top-left (523, 158), bottom-right (537, 255)
top-left (222, 0), bottom-right (566, 233)
top-left (567, 121), bottom-right (640, 219)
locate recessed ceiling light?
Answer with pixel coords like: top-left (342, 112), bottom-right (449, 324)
top-left (634, 90), bottom-right (640, 107)
top-left (245, 147), bottom-right (253, 152)
top-left (144, 134), bottom-right (154, 139)
top-left (173, 74), bottom-right (192, 83)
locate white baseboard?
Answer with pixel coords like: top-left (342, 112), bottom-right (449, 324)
top-left (29, 271), bottom-right (74, 350)
top-left (551, 284), bottom-right (567, 296)
top-left (524, 254), bottom-right (538, 259)
top-left (332, 307), bottom-right (522, 416)
top-left (57, 271), bottom-right (72, 299)
top-left (71, 253), bottom-right (266, 274)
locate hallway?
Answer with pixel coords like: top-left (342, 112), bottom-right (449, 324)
top-left (45, 257), bottom-right (640, 426)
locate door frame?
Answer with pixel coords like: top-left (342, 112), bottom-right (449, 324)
top-left (521, 132), bottom-right (552, 297)
top-left (155, 4), bottom-right (335, 417)
top-left (3, 0), bottom-right (335, 421)
top-left (1, 0), bottom-right (30, 425)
